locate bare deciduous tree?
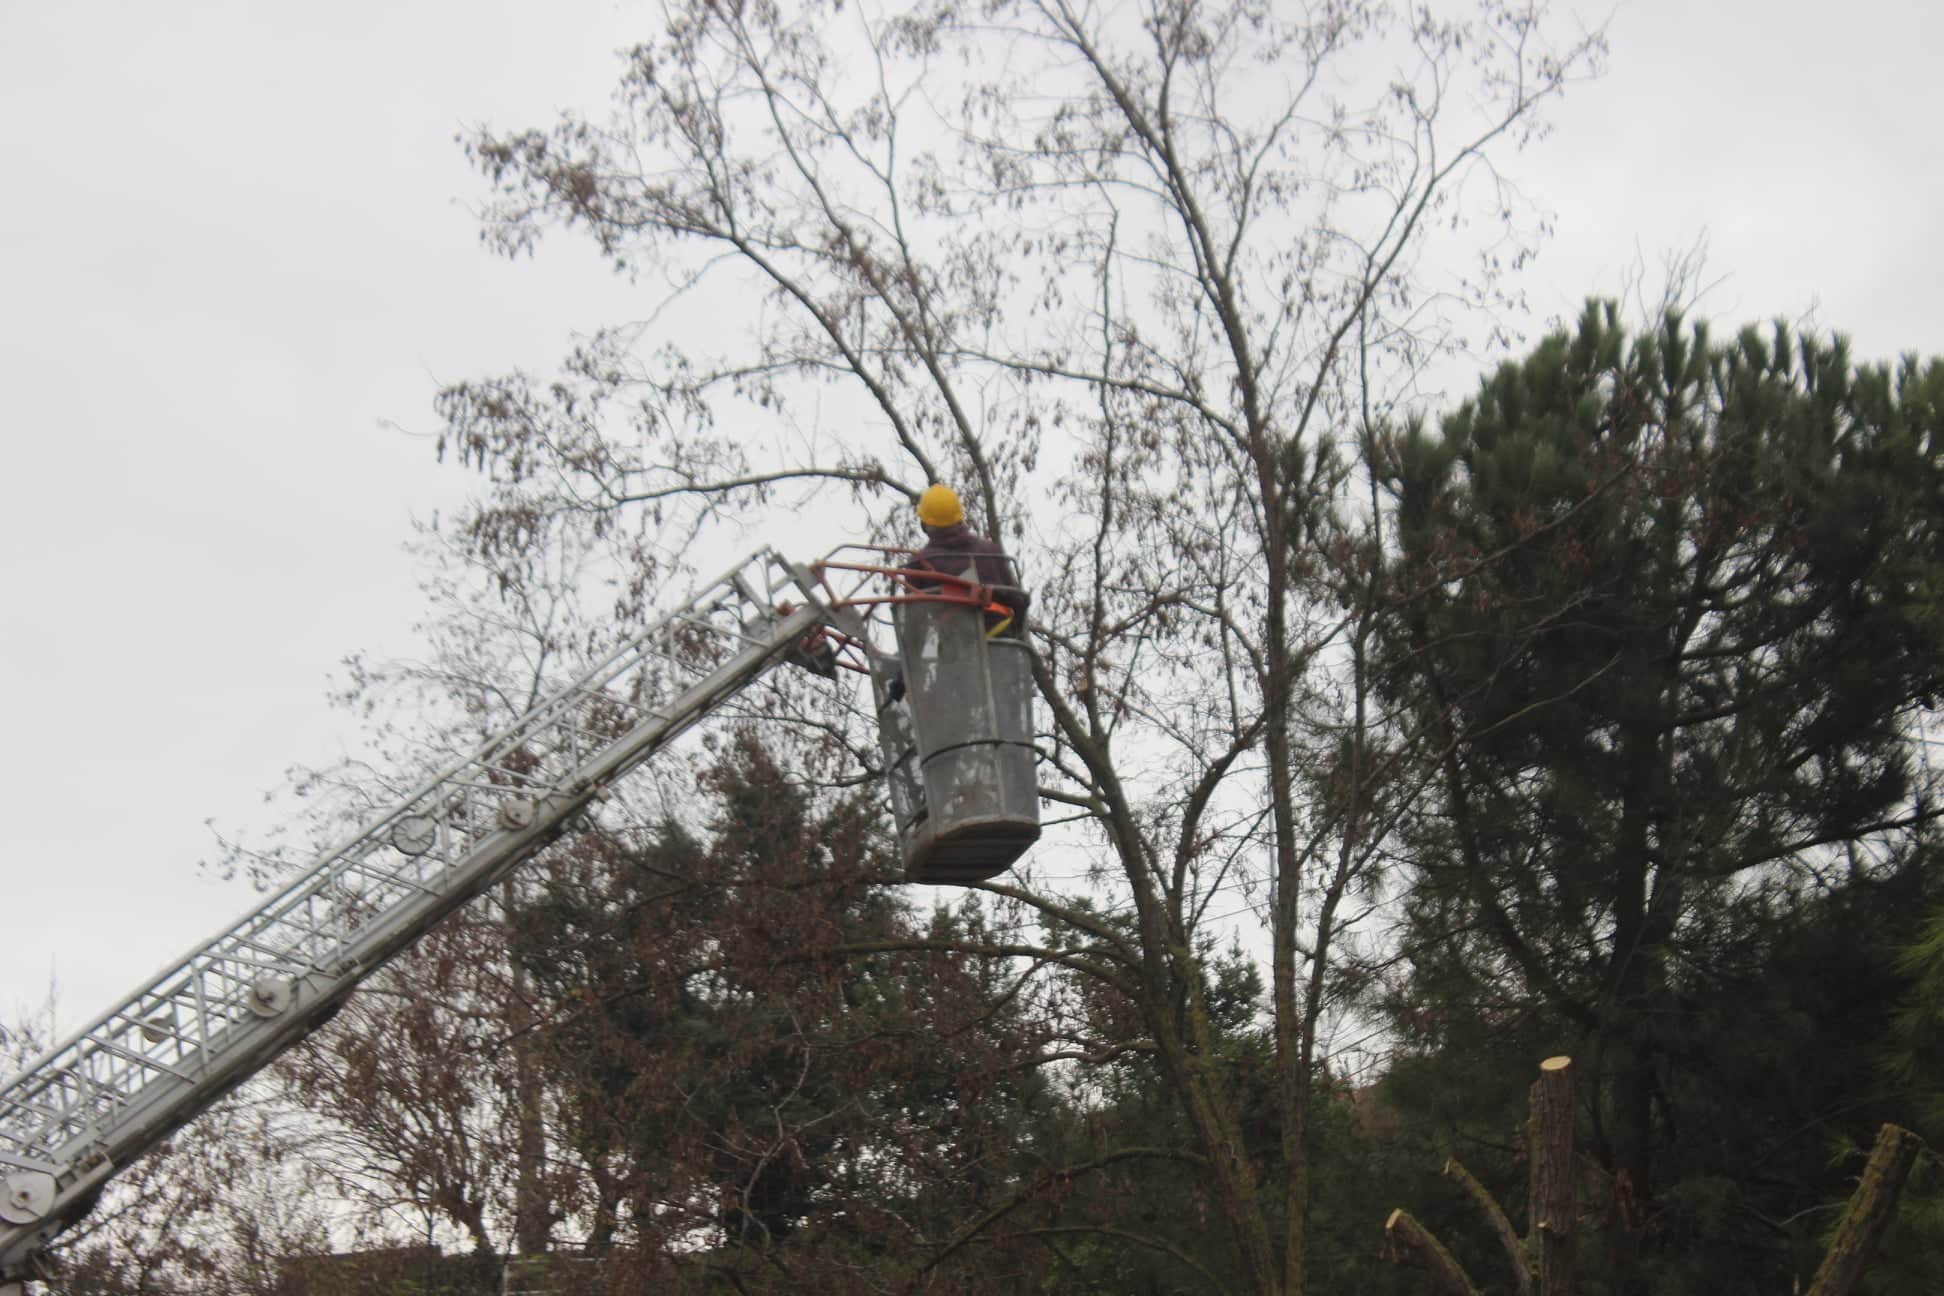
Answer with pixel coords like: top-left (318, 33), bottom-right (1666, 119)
top-left (413, 2), bottom-right (1607, 1291)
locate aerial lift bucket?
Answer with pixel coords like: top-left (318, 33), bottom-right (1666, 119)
top-left (879, 598), bottom-right (1039, 884)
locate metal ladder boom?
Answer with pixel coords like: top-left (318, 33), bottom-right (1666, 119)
top-left (0, 549), bottom-right (836, 1287)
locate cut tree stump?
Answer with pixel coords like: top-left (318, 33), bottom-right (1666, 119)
top-left (1386, 1062), bottom-right (1919, 1295)
top-left (1528, 1055), bottom-right (1575, 1296)
top-left (1385, 1056), bottom-right (1576, 1296)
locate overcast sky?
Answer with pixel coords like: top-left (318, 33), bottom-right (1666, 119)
top-left (4, 0), bottom-right (1941, 1039)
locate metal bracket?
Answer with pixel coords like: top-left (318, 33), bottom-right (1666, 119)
top-left (248, 976), bottom-right (293, 1018)
top-left (0, 1174), bottom-right (53, 1226)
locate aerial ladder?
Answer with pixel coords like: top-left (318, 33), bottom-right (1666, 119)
top-left (0, 547), bottom-right (1039, 1293)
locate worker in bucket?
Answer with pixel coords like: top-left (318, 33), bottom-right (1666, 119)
top-left (905, 483), bottom-right (1029, 637)
top-left (877, 484), bottom-right (1027, 711)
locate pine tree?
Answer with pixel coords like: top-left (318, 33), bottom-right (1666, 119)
top-left (1373, 302), bottom-right (1944, 1289)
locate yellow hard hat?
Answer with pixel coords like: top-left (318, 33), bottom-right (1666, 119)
top-left (916, 483), bottom-right (964, 528)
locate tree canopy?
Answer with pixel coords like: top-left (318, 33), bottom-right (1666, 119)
top-left (424, 2), bottom-right (1606, 1292)
top-left (1371, 302), bottom-right (1944, 1294)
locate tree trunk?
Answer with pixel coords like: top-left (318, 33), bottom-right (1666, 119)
top-left (506, 893), bottom-right (552, 1256)
top-left (1261, 460), bottom-right (1311, 1296)
top-left (1386, 1209), bottom-right (1481, 1296)
top-left (1148, 1001), bottom-right (1280, 1296)
top-left (1528, 1056), bottom-right (1575, 1296)
top-left (1444, 1157), bottom-right (1531, 1296)
top-left (1604, 727), bottom-right (1661, 1296)
top-left (1805, 1124), bottom-right (1919, 1296)
top-left (1607, 808), bottom-right (1654, 1218)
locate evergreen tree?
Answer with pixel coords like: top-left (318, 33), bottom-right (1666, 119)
top-left (1373, 303), bottom-right (1944, 1290)
top-left (507, 732), bottom-right (1065, 1291)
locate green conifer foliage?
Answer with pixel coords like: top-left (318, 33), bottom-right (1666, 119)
top-left (1373, 302), bottom-right (1944, 1290)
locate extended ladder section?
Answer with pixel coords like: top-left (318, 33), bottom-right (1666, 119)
top-left (0, 550), bottom-right (841, 1288)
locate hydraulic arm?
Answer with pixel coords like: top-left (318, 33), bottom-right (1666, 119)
top-left (0, 549), bottom-right (848, 1291)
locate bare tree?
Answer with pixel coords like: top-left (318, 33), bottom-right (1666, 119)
top-left (6, 993), bottom-right (335, 1295)
top-left (418, 2), bottom-right (1608, 1291)
top-left (263, 525), bottom-right (631, 1264)
top-left (21, 1094), bottom-right (333, 1296)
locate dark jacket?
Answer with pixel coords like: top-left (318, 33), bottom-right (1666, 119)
top-left (908, 522), bottom-right (1029, 631)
